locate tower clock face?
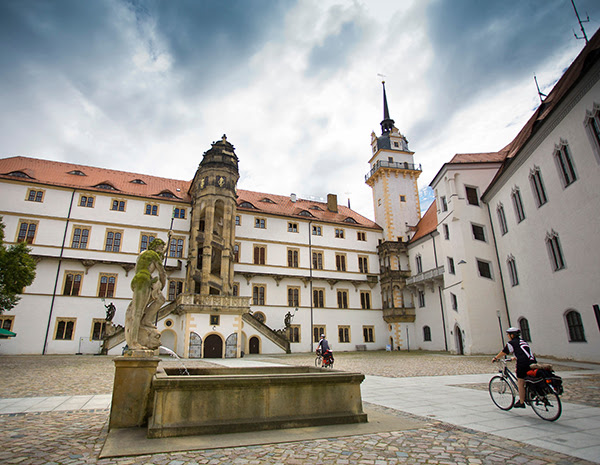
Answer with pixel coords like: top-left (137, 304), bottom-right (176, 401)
top-left (217, 176), bottom-right (225, 187)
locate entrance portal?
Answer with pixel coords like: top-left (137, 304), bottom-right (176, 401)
top-left (249, 336), bottom-right (260, 354)
top-left (204, 334), bottom-right (223, 358)
top-left (455, 325), bottom-right (464, 355)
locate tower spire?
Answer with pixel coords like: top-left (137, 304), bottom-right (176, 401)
top-left (380, 81), bottom-right (395, 134)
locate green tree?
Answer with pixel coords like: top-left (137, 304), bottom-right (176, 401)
top-left (0, 217), bottom-right (37, 313)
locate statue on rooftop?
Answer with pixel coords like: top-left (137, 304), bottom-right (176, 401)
top-left (124, 238), bottom-right (167, 351)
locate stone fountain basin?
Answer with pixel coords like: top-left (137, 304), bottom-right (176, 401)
top-left (147, 366), bottom-right (367, 438)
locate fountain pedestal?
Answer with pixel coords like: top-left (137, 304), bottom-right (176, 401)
top-left (109, 350), bottom-right (160, 430)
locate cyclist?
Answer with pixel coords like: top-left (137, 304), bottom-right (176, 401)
top-left (317, 334), bottom-right (334, 366)
top-left (492, 327), bottom-right (536, 408)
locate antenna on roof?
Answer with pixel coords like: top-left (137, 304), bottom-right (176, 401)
top-left (534, 75), bottom-right (547, 103)
top-left (571, 0), bottom-right (589, 44)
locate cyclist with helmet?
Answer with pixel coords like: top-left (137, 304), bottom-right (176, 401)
top-left (317, 334), bottom-right (334, 367)
top-left (492, 327), bottom-right (536, 408)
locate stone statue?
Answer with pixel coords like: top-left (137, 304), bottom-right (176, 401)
top-left (284, 311), bottom-right (292, 328)
top-left (105, 302), bottom-right (116, 322)
top-left (124, 238), bottom-right (167, 351)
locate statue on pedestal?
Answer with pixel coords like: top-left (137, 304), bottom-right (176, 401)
top-left (124, 239), bottom-right (167, 351)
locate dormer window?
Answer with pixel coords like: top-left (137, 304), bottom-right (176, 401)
top-left (6, 171), bottom-right (32, 179)
top-left (343, 217), bottom-right (358, 224)
top-left (298, 210), bottom-right (314, 217)
top-left (239, 201), bottom-right (256, 209)
top-left (68, 170), bottom-right (86, 176)
top-left (260, 198), bottom-right (276, 204)
top-left (157, 191), bottom-right (177, 198)
top-left (95, 183), bottom-right (117, 191)
top-left (131, 179), bottom-right (146, 185)
top-left (309, 205), bottom-right (323, 211)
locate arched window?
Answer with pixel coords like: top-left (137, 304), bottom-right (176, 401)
top-left (518, 318), bottom-right (531, 342)
top-left (423, 325), bottom-right (431, 342)
top-left (566, 310), bottom-right (586, 342)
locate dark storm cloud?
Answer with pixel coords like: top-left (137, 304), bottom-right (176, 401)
top-left (307, 20), bottom-right (364, 76)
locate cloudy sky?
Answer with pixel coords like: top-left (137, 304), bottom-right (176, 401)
top-left (2, 0), bottom-right (599, 220)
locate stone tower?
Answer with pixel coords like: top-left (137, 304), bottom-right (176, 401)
top-left (187, 135), bottom-right (240, 296)
top-left (365, 83), bottom-right (422, 349)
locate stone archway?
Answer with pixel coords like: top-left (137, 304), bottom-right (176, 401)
top-left (189, 332), bottom-right (202, 358)
top-left (249, 336), bottom-right (260, 354)
top-left (455, 325), bottom-right (464, 355)
top-left (204, 334), bottom-right (223, 358)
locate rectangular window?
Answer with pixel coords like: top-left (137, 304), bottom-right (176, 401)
top-left (418, 290), bottom-right (425, 307)
top-left (235, 215), bottom-right (240, 226)
top-left (400, 195), bottom-right (406, 202)
top-left (585, 107), bottom-right (600, 163)
top-left (337, 290), bottom-right (349, 309)
top-left (547, 232), bottom-right (566, 271)
top-left (168, 280), bottom-right (184, 301)
top-left (358, 256), bottom-right (369, 273)
top-left (288, 222), bottom-right (298, 233)
top-left (105, 230), bottom-right (122, 252)
top-left (91, 319), bottom-right (106, 341)
top-left (169, 236), bottom-right (185, 258)
top-left (360, 291), bottom-right (371, 309)
top-left (287, 287), bottom-right (300, 307)
top-left (71, 226), bottom-right (90, 249)
top-left (140, 233), bottom-right (156, 252)
top-left (440, 196), bottom-right (448, 212)
top-left (357, 231), bottom-right (366, 241)
top-left (253, 245), bottom-right (266, 265)
top-left (450, 293), bottom-right (458, 311)
top-left (471, 224), bottom-right (486, 242)
top-left (313, 326), bottom-right (326, 343)
top-left (98, 274), bottom-right (117, 298)
top-left (27, 189), bottom-right (44, 202)
top-left (174, 207), bottom-right (186, 219)
top-left (313, 288), bottom-right (325, 308)
top-left (145, 204), bottom-right (158, 216)
top-left (312, 251), bottom-right (323, 270)
top-left (0, 315), bottom-right (15, 332)
top-left (363, 326), bottom-right (374, 343)
top-left (338, 326), bottom-right (350, 343)
top-left (335, 228), bottom-right (345, 239)
top-left (512, 188), bottom-right (526, 223)
top-left (254, 217), bottom-right (266, 229)
top-left (312, 225), bottom-right (322, 236)
top-left (443, 223), bottom-right (449, 240)
top-left (497, 204), bottom-right (508, 235)
top-left (111, 199), bottom-right (126, 211)
top-left (530, 167), bottom-right (548, 207)
top-left (289, 325), bottom-right (301, 343)
top-left (63, 271), bottom-right (83, 296)
top-left (594, 304), bottom-right (600, 331)
top-left (465, 186), bottom-right (479, 206)
top-left (507, 256), bottom-right (519, 286)
top-left (17, 220), bottom-right (37, 244)
top-left (477, 259), bottom-right (492, 279)
top-left (335, 254), bottom-right (346, 272)
top-left (555, 144), bottom-right (577, 187)
top-left (232, 282), bottom-right (239, 297)
top-left (448, 257), bottom-right (455, 275)
top-left (233, 243), bottom-right (240, 263)
top-left (252, 285), bottom-right (265, 305)
top-left (287, 249), bottom-right (299, 268)
top-left (79, 195), bottom-right (94, 208)
top-left (54, 318), bottom-right (76, 340)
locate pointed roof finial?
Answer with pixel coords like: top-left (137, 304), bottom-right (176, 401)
top-left (380, 81), bottom-right (395, 135)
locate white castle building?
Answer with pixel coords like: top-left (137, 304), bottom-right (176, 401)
top-left (1, 31), bottom-right (599, 362)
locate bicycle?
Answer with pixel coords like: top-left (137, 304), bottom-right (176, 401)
top-left (315, 349), bottom-right (334, 368)
top-left (489, 358), bottom-right (562, 421)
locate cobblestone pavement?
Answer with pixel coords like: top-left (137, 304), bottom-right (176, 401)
top-left (0, 352), bottom-right (598, 464)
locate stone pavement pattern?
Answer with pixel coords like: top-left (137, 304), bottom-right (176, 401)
top-left (0, 352), bottom-right (598, 465)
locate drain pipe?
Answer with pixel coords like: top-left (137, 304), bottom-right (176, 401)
top-left (43, 189), bottom-right (76, 354)
top-left (486, 203), bottom-right (512, 327)
top-left (432, 232), bottom-right (448, 351)
top-left (308, 220), bottom-right (314, 353)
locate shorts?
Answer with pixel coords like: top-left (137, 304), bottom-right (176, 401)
top-left (516, 363), bottom-right (531, 379)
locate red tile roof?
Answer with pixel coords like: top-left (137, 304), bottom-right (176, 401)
top-left (236, 189), bottom-right (381, 230)
top-left (449, 152), bottom-right (507, 164)
top-left (0, 156), bottom-right (381, 230)
top-left (409, 200), bottom-right (437, 243)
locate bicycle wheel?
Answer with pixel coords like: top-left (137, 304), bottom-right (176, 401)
top-left (315, 355), bottom-right (322, 367)
top-left (489, 376), bottom-right (515, 410)
top-left (530, 389), bottom-right (562, 421)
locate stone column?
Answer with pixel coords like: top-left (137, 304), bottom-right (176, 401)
top-left (108, 351), bottom-right (160, 430)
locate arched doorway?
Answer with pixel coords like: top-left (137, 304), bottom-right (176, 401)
top-left (189, 332), bottom-right (202, 358)
top-left (204, 334), bottom-right (223, 358)
top-left (249, 336), bottom-right (260, 354)
top-left (455, 325), bottom-right (464, 355)
top-left (225, 333), bottom-right (238, 358)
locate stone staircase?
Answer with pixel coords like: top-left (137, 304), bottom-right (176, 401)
top-left (242, 313), bottom-right (290, 354)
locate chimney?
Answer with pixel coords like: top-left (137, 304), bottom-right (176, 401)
top-left (327, 193), bottom-right (338, 213)
top-left (290, 193), bottom-right (297, 203)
